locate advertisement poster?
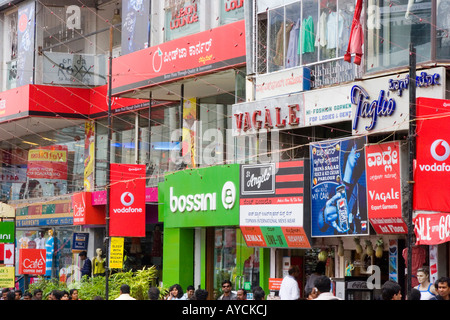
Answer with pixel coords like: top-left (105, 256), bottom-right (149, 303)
top-left (19, 249), bottom-right (46, 275)
top-left (17, 2), bottom-right (35, 87)
top-left (310, 137), bottom-right (368, 237)
top-left (414, 212), bottom-right (450, 245)
top-left (240, 160), bottom-right (311, 248)
top-left (27, 145), bottom-right (68, 180)
top-left (365, 141), bottom-right (407, 234)
top-left (121, 0), bottom-right (150, 55)
top-left (110, 164), bottom-right (146, 237)
top-left (414, 97), bottom-right (450, 212)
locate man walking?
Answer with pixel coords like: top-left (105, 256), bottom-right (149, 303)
top-left (279, 265), bottom-right (300, 300)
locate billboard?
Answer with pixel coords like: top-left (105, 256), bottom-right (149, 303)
top-left (310, 137), bottom-right (368, 236)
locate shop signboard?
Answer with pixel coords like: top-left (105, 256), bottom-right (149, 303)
top-left (163, 164), bottom-right (240, 228)
top-left (72, 233), bottom-right (89, 253)
top-left (310, 137), bottom-right (369, 237)
top-left (0, 267), bottom-right (15, 288)
top-left (18, 249), bottom-right (46, 275)
top-left (254, 67), bottom-right (310, 100)
top-left (0, 221), bottom-right (14, 243)
top-left (109, 237), bottom-right (124, 269)
top-left (414, 97), bottom-right (450, 212)
top-left (365, 141), bottom-right (407, 234)
top-left (111, 20), bottom-right (246, 95)
top-left (0, 244), bottom-right (14, 265)
top-left (351, 67), bottom-right (445, 135)
top-left (110, 164), bottom-right (146, 237)
top-left (72, 192), bottom-right (105, 225)
top-left (414, 212), bottom-right (450, 245)
top-left (240, 160), bottom-right (311, 248)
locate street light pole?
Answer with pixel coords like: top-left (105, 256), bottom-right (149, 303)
top-left (104, 26), bottom-right (114, 300)
top-left (407, 42), bottom-right (416, 297)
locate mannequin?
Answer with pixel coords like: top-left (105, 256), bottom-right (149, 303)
top-left (416, 267), bottom-right (437, 300)
top-left (92, 248), bottom-right (106, 277)
top-left (45, 230), bottom-right (55, 277)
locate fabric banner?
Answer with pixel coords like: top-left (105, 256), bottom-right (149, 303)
top-left (414, 97), bottom-right (450, 212)
top-left (110, 164), bottom-right (146, 237)
top-left (365, 141), bottom-right (407, 234)
top-left (414, 212), bottom-right (450, 245)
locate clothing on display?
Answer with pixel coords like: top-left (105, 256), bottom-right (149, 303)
top-left (301, 16), bottom-right (315, 54)
top-left (344, 0), bottom-right (363, 64)
top-left (286, 18), bottom-right (301, 67)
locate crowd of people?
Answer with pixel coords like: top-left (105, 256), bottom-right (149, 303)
top-left (2, 265), bottom-right (448, 301)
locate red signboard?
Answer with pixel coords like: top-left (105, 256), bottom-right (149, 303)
top-left (269, 278), bottom-right (283, 291)
top-left (240, 226), bottom-right (267, 247)
top-left (111, 20), bottom-right (246, 96)
top-left (414, 212), bottom-right (450, 245)
top-left (72, 192), bottom-right (105, 225)
top-left (414, 97), bottom-right (450, 212)
top-left (365, 141), bottom-right (407, 234)
top-left (110, 164), bottom-right (146, 237)
top-left (19, 249), bottom-right (46, 275)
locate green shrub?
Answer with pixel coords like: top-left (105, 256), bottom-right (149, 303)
top-left (29, 266), bottom-right (163, 300)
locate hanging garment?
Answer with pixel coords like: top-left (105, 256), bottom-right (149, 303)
top-left (273, 22), bottom-right (294, 66)
top-left (327, 11), bottom-right (338, 49)
top-left (315, 11), bottom-right (328, 48)
top-left (344, 0), bottom-right (364, 65)
top-left (286, 18), bottom-right (301, 67)
top-left (300, 16), bottom-right (315, 54)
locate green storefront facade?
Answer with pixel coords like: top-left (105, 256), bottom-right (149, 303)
top-left (159, 164), bottom-right (269, 298)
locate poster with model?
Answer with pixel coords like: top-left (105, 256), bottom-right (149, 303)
top-left (310, 136), bottom-right (368, 237)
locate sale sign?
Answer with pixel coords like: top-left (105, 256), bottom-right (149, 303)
top-left (19, 249), bottom-right (46, 275)
top-left (414, 97), bottom-right (450, 211)
top-left (110, 164), bottom-right (146, 237)
top-left (365, 141), bottom-right (407, 234)
top-left (414, 212), bottom-right (450, 245)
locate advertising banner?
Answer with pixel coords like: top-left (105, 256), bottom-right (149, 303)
top-left (310, 137), bottom-right (369, 237)
top-left (414, 97), bottom-right (450, 212)
top-left (0, 267), bottom-right (15, 288)
top-left (240, 160), bottom-right (311, 248)
top-left (414, 212), bottom-right (450, 245)
top-left (0, 221), bottom-right (14, 243)
top-left (110, 164), bottom-right (146, 237)
top-left (18, 249), bottom-right (46, 275)
top-left (17, 2), bottom-right (35, 87)
top-left (27, 145), bottom-right (68, 180)
top-left (163, 164), bottom-right (239, 228)
top-left (109, 237), bottom-right (124, 269)
top-left (365, 141), bottom-right (407, 234)
top-left (72, 192), bottom-right (105, 225)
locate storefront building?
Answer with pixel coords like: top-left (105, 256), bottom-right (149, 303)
top-left (234, 0), bottom-right (450, 299)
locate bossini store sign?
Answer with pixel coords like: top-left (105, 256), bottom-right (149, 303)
top-left (162, 164), bottom-right (240, 228)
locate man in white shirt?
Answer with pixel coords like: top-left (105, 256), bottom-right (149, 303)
top-left (313, 275), bottom-right (342, 300)
top-left (115, 284), bottom-right (136, 300)
top-left (279, 265), bottom-right (300, 300)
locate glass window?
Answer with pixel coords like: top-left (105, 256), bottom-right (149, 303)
top-left (0, 124), bottom-right (85, 201)
top-left (301, 0), bottom-right (319, 65)
top-left (165, 0), bottom-right (200, 42)
top-left (437, 0), bottom-right (450, 59)
top-left (366, 0), bottom-right (431, 73)
top-left (220, 0), bottom-right (245, 25)
top-left (268, 7), bottom-right (286, 73)
top-left (111, 114), bottom-right (137, 164)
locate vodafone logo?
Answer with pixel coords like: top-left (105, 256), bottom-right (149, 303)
top-left (419, 139), bottom-right (450, 172)
top-left (430, 139), bottom-right (450, 161)
top-left (120, 192), bottom-right (134, 206)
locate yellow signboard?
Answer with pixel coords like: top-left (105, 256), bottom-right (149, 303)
top-left (0, 267), bottom-right (15, 288)
top-left (109, 237), bottom-right (124, 269)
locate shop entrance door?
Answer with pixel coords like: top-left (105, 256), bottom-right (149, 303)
top-left (208, 227), bottom-right (259, 299)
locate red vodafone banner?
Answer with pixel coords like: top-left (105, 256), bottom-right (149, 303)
top-left (414, 98), bottom-right (450, 212)
top-left (365, 141), bottom-right (407, 234)
top-left (19, 249), bottom-right (46, 275)
top-left (414, 212), bottom-right (450, 245)
top-left (110, 164), bottom-right (146, 237)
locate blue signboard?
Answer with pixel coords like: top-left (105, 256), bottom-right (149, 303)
top-left (72, 233), bottom-right (89, 252)
top-left (310, 137), bottom-right (369, 237)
